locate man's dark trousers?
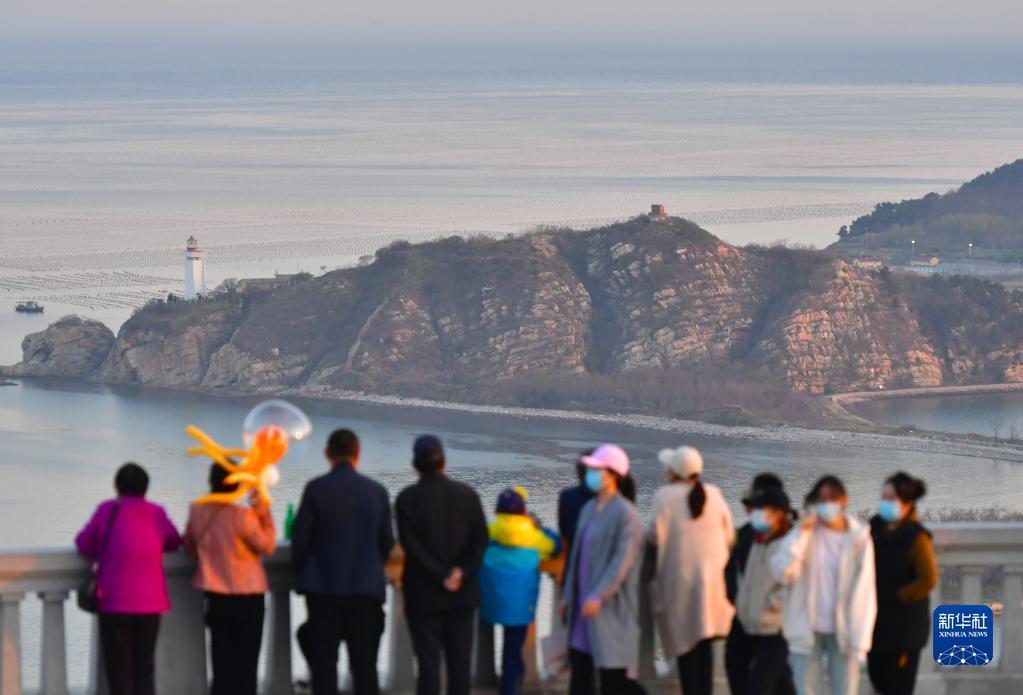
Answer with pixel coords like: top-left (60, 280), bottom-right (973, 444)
top-left (297, 594), bottom-right (385, 695)
top-left (406, 608), bottom-right (475, 695)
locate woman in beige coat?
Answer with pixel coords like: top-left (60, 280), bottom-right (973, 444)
top-left (648, 446), bottom-right (735, 695)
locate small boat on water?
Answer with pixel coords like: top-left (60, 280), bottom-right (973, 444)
top-left (15, 301), bottom-right (44, 314)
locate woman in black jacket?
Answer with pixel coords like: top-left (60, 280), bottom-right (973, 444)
top-left (867, 472), bottom-right (938, 695)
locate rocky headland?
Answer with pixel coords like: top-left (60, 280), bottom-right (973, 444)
top-left (6, 216), bottom-right (1023, 426)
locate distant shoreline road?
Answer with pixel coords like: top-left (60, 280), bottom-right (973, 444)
top-left (280, 383), bottom-right (1023, 464)
top-left (824, 381), bottom-right (1023, 432)
top-left (832, 381), bottom-right (1023, 405)
top-left (5, 374), bottom-right (1023, 463)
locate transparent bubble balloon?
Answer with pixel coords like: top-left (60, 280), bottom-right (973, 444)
top-left (243, 399), bottom-right (312, 447)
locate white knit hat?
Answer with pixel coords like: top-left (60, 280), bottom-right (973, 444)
top-left (658, 446), bottom-right (703, 478)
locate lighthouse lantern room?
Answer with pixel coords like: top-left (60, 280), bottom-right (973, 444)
top-left (182, 235), bottom-right (208, 300)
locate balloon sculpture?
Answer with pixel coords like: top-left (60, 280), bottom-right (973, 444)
top-left (186, 399), bottom-right (312, 505)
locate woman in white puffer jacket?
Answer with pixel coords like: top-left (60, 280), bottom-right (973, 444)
top-left (771, 475), bottom-right (877, 695)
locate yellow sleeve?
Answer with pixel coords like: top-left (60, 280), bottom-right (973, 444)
top-left (534, 527), bottom-right (556, 560)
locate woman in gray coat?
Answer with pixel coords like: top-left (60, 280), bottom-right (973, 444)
top-left (561, 444), bottom-right (647, 695)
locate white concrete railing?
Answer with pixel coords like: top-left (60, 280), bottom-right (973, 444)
top-left (0, 523), bottom-right (1020, 694)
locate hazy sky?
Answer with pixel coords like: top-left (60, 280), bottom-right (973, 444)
top-left (6, 0), bottom-right (1022, 43)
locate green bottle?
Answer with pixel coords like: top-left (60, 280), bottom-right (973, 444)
top-left (284, 502), bottom-right (296, 542)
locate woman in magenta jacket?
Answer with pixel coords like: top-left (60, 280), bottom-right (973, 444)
top-left (76, 463), bottom-right (182, 695)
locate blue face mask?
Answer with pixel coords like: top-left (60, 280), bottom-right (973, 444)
top-left (878, 499), bottom-right (903, 523)
top-left (585, 469), bottom-right (605, 493)
top-left (815, 501), bottom-right (843, 524)
top-left (750, 509), bottom-right (772, 533)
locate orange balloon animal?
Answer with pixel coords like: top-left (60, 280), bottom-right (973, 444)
top-left (186, 424), bottom-right (289, 505)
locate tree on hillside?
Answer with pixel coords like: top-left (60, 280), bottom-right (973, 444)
top-left (835, 159), bottom-right (1023, 251)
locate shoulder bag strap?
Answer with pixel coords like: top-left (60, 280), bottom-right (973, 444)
top-left (95, 501), bottom-right (121, 568)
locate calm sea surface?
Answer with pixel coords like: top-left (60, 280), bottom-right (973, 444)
top-left (5, 379), bottom-right (1023, 550)
top-left (2, 64), bottom-right (1023, 364)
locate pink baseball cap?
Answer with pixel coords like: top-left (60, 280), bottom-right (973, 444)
top-left (580, 444), bottom-right (630, 476)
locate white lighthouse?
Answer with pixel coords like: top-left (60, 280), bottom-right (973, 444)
top-left (182, 235), bottom-right (207, 300)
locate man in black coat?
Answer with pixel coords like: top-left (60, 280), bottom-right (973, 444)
top-left (292, 429), bottom-right (395, 695)
top-left (395, 435), bottom-right (488, 695)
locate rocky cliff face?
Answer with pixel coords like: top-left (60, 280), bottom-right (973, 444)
top-left (562, 221), bottom-right (764, 371)
top-left (99, 302), bottom-right (242, 388)
top-left (7, 216), bottom-right (1023, 409)
top-left (0, 316), bottom-right (114, 378)
top-left (752, 259), bottom-right (944, 393)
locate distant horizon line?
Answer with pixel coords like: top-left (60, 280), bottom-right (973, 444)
top-left (3, 32), bottom-right (1022, 49)
top-left (2, 35), bottom-right (1021, 86)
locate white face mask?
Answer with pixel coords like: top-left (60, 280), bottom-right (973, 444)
top-left (815, 501), bottom-right (843, 524)
top-left (750, 509), bottom-right (772, 532)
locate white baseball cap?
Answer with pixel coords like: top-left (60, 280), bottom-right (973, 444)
top-left (658, 446), bottom-right (703, 478)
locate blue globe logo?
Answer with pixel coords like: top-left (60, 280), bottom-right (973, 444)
top-left (936, 644), bottom-right (990, 666)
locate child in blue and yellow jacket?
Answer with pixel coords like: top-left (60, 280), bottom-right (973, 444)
top-left (480, 487), bottom-right (561, 695)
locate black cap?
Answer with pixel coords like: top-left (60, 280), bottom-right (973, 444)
top-left (745, 486), bottom-right (792, 512)
top-left (742, 478), bottom-right (784, 507)
top-left (413, 435), bottom-right (444, 461)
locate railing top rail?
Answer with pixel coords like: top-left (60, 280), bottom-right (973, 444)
top-left (0, 521), bottom-right (1018, 592)
top-left (930, 521), bottom-right (1023, 531)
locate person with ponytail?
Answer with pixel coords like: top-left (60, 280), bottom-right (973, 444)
top-left (648, 446), bottom-right (735, 695)
top-left (561, 444), bottom-right (647, 695)
top-left (867, 472), bottom-right (936, 695)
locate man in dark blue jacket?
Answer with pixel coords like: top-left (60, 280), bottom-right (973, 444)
top-left (292, 429), bottom-right (395, 695)
top-left (557, 451), bottom-right (596, 549)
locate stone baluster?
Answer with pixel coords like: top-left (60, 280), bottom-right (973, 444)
top-left (712, 637), bottom-right (726, 684)
top-left (960, 565), bottom-right (985, 605)
top-left (523, 577), bottom-right (553, 686)
top-left (944, 564), bottom-right (993, 688)
top-left (385, 587), bottom-right (415, 692)
top-left (156, 572), bottom-right (208, 694)
top-left (1000, 565), bottom-right (1023, 674)
top-left (264, 588), bottom-right (292, 695)
top-left (918, 571), bottom-right (944, 676)
top-left (539, 577), bottom-right (565, 682)
top-left (0, 593), bottom-right (23, 695)
top-left (88, 616), bottom-right (109, 695)
top-left (637, 580), bottom-right (657, 680)
top-left (474, 614), bottom-right (498, 686)
top-left (38, 591), bottom-right (69, 695)
top-left (522, 623), bottom-right (540, 685)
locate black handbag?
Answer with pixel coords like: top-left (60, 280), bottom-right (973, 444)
top-left (77, 501), bottom-right (121, 613)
